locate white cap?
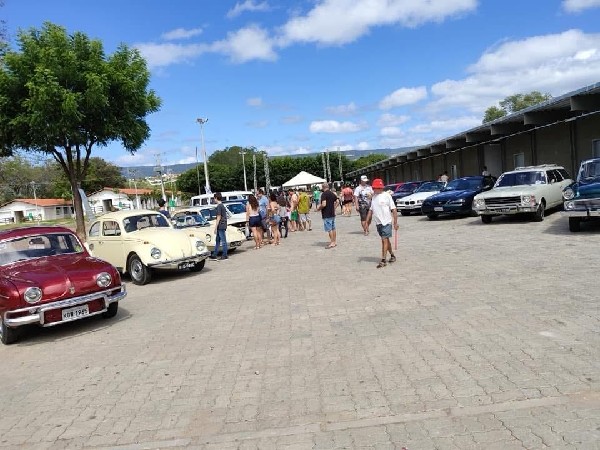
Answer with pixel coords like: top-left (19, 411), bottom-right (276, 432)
top-left (360, 175), bottom-right (369, 182)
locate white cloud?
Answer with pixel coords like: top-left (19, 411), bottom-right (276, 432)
top-left (309, 120), bottom-right (367, 133)
top-left (325, 102), bottom-right (358, 115)
top-left (211, 25), bottom-right (277, 63)
top-left (562, 0), bottom-right (600, 12)
top-left (247, 97), bottom-right (263, 107)
top-left (380, 127), bottom-right (404, 137)
top-left (135, 42), bottom-right (208, 68)
top-left (377, 113), bottom-right (410, 127)
top-left (259, 145), bottom-right (312, 156)
top-left (428, 29), bottom-right (600, 113)
top-left (379, 86), bottom-right (427, 110)
top-left (161, 28), bottom-right (203, 41)
top-left (409, 116), bottom-right (481, 133)
top-left (279, 0), bottom-right (477, 46)
top-left (246, 120), bottom-right (269, 128)
top-left (281, 115), bottom-right (303, 124)
top-left (227, 1), bottom-right (271, 18)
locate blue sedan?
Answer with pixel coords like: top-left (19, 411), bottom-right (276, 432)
top-left (421, 176), bottom-right (495, 220)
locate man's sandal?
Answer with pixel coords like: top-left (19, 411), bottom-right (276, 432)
top-left (388, 255), bottom-right (396, 263)
top-left (376, 259), bottom-right (387, 268)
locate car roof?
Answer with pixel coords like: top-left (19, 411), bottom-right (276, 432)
top-left (0, 226), bottom-right (75, 241)
top-left (508, 164), bottom-right (565, 173)
top-left (93, 209), bottom-right (163, 221)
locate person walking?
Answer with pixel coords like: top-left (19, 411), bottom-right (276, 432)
top-left (313, 186), bottom-right (321, 210)
top-left (288, 189), bottom-right (299, 232)
top-left (341, 184), bottom-right (354, 216)
top-left (366, 178), bottom-right (398, 268)
top-left (317, 182), bottom-right (338, 249)
top-left (354, 175), bottom-right (373, 236)
top-left (209, 192), bottom-right (229, 261)
top-left (277, 191), bottom-right (289, 238)
top-left (297, 189), bottom-right (312, 231)
top-left (246, 194), bottom-right (262, 249)
top-left (157, 198), bottom-right (170, 219)
top-left (268, 192), bottom-right (282, 245)
top-left (257, 189), bottom-right (269, 244)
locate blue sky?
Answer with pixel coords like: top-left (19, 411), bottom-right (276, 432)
top-left (5, 0), bottom-right (600, 167)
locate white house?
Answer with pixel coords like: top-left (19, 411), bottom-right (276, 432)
top-left (0, 199), bottom-right (73, 224)
top-left (87, 187), bottom-right (157, 214)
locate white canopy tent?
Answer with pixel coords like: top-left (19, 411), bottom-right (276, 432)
top-left (282, 171), bottom-right (326, 188)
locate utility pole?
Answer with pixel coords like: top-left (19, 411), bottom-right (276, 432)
top-left (263, 151), bottom-right (271, 194)
top-left (30, 181), bottom-right (40, 222)
top-left (326, 149), bottom-right (332, 183)
top-left (196, 118), bottom-right (210, 194)
top-left (253, 153), bottom-right (258, 193)
top-left (322, 152), bottom-right (327, 181)
top-left (338, 147), bottom-right (343, 184)
top-left (128, 168), bottom-right (140, 209)
top-left (239, 150), bottom-right (248, 191)
top-left (154, 154), bottom-right (166, 202)
top-left (195, 146), bottom-right (201, 195)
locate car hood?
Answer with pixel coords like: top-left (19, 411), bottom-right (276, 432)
top-left (426, 189), bottom-right (475, 201)
top-left (475, 185), bottom-right (545, 198)
top-left (126, 228), bottom-right (198, 256)
top-left (400, 191), bottom-right (441, 202)
top-left (575, 179), bottom-right (600, 198)
top-left (3, 254), bottom-right (115, 303)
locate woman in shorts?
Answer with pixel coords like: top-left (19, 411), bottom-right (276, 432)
top-left (246, 194), bottom-right (262, 249)
top-left (268, 192), bottom-right (282, 245)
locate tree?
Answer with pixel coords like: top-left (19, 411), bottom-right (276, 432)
top-left (351, 153), bottom-right (388, 170)
top-left (483, 91), bottom-right (552, 123)
top-left (0, 22), bottom-right (161, 237)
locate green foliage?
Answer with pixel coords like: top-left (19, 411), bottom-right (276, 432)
top-left (0, 22), bottom-right (160, 236)
top-left (352, 153), bottom-right (388, 170)
top-left (483, 91), bottom-right (552, 123)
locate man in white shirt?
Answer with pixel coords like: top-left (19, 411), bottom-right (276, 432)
top-left (366, 178), bottom-right (398, 268)
top-left (354, 175), bottom-right (373, 236)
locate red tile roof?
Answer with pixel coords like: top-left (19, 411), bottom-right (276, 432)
top-left (12, 199), bottom-right (72, 207)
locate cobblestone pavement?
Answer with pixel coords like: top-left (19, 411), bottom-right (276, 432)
top-left (1, 210), bottom-right (600, 449)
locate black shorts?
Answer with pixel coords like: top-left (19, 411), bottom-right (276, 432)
top-left (249, 216), bottom-right (262, 228)
top-left (342, 199), bottom-right (353, 205)
top-left (358, 206), bottom-right (369, 221)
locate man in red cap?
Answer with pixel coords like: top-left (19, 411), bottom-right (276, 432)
top-left (366, 178), bottom-right (398, 268)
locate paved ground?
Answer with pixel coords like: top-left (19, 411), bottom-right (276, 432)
top-left (1, 209), bottom-right (600, 449)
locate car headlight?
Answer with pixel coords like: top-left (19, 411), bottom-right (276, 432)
top-left (564, 201), bottom-right (575, 210)
top-left (96, 272), bottom-right (112, 288)
top-left (563, 187), bottom-right (575, 200)
top-left (521, 195), bottom-right (536, 206)
top-left (196, 240), bottom-right (206, 251)
top-left (24, 287), bottom-right (42, 304)
top-left (473, 198), bottom-right (485, 208)
top-left (150, 247), bottom-right (162, 259)
top-left (417, 200), bottom-right (423, 204)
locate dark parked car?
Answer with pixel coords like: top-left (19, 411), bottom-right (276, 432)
top-left (563, 157), bottom-right (600, 231)
top-left (421, 176), bottom-right (496, 220)
top-left (0, 226), bottom-right (126, 344)
top-left (391, 181), bottom-right (425, 204)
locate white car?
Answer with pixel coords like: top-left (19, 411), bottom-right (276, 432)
top-left (473, 164), bottom-right (572, 223)
top-left (86, 210), bottom-right (210, 285)
top-left (396, 181), bottom-right (446, 216)
top-left (172, 212), bottom-right (246, 252)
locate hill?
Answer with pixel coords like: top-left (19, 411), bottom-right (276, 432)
top-left (120, 147), bottom-right (414, 178)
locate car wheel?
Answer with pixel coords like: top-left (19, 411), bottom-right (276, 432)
top-left (481, 215), bottom-right (492, 224)
top-left (400, 210), bottom-right (410, 216)
top-left (0, 317), bottom-right (18, 345)
top-left (427, 214), bottom-right (438, 220)
top-left (189, 259), bottom-right (206, 273)
top-left (127, 254), bottom-right (152, 285)
top-left (569, 217), bottom-right (581, 232)
top-left (533, 200), bottom-right (546, 222)
top-left (102, 302), bottom-right (119, 319)
top-left (228, 247), bottom-right (237, 253)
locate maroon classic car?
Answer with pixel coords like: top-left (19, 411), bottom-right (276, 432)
top-left (0, 226), bottom-right (126, 344)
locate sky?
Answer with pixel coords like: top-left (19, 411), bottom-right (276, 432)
top-left (4, 0), bottom-right (600, 168)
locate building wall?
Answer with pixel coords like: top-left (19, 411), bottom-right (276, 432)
top-left (576, 114), bottom-right (600, 160)
top-left (504, 133), bottom-right (531, 169)
top-left (462, 147), bottom-right (479, 176)
top-left (536, 123), bottom-right (571, 169)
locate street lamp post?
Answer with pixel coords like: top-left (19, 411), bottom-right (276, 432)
top-left (239, 150), bottom-right (248, 192)
top-left (195, 146), bottom-right (201, 196)
top-left (196, 118), bottom-right (210, 194)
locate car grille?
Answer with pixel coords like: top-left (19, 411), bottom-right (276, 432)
top-left (485, 196), bottom-right (521, 207)
top-left (429, 200), bottom-right (447, 206)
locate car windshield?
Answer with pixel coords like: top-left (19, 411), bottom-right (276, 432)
top-left (416, 182), bottom-right (445, 192)
top-left (174, 214), bottom-right (208, 228)
top-left (226, 203), bottom-right (246, 214)
top-left (443, 178), bottom-right (482, 191)
top-left (579, 161), bottom-right (600, 180)
top-left (0, 233), bottom-right (84, 265)
top-left (398, 183), bottom-right (418, 192)
top-left (384, 184), bottom-right (398, 192)
top-left (496, 171), bottom-right (546, 187)
top-left (123, 213), bottom-right (171, 233)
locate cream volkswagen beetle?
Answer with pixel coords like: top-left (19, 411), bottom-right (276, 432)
top-left (86, 210), bottom-right (210, 285)
top-left (171, 212), bottom-right (246, 252)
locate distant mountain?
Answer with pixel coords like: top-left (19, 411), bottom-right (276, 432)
top-left (119, 147), bottom-right (415, 178)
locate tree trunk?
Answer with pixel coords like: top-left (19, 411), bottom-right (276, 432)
top-left (70, 177), bottom-right (86, 241)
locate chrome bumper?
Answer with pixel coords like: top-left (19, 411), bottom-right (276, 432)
top-left (4, 286), bottom-right (126, 328)
top-left (476, 205), bottom-right (537, 215)
top-left (562, 210), bottom-right (600, 217)
top-left (147, 251), bottom-right (210, 269)
top-left (397, 204), bottom-right (422, 210)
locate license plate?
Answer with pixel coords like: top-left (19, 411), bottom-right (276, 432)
top-left (178, 261), bottom-right (195, 270)
top-left (62, 304), bottom-right (89, 321)
top-left (434, 207), bottom-right (444, 212)
top-left (498, 208), bottom-right (510, 213)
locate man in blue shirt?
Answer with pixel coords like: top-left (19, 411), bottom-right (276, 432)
top-left (257, 189), bottom-right (269, 242)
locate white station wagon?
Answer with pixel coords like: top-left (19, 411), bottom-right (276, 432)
top-left (473, 164), bottom-right (572, 223)
top-left (86, 210), bottom-right (210, 285)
